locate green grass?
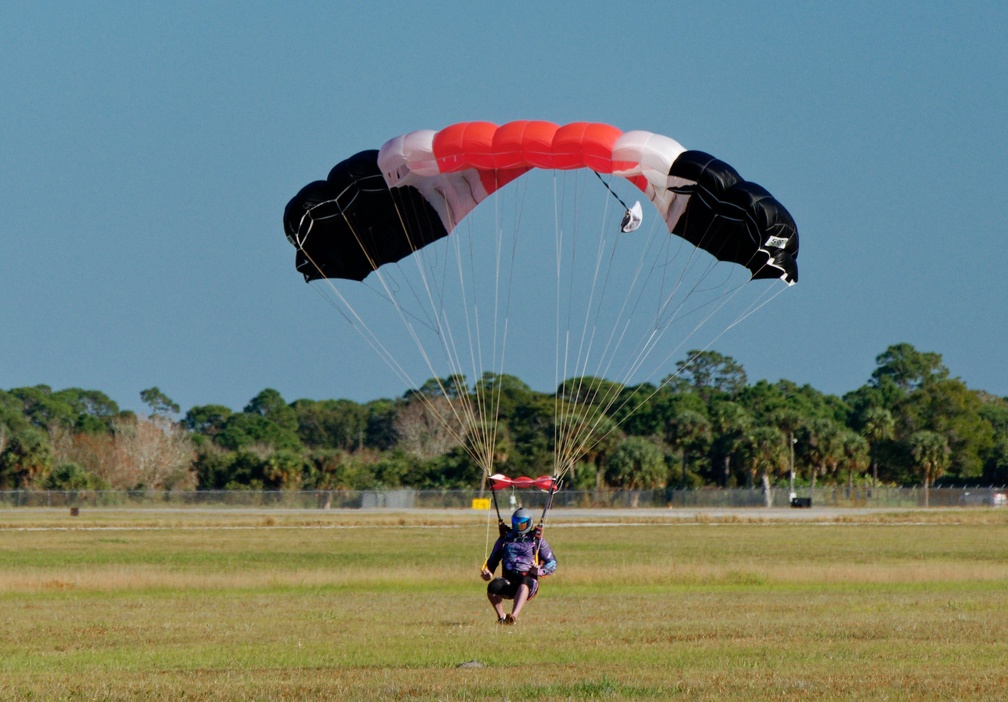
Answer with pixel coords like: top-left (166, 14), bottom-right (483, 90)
top-left (1, 508), bottom-right (1008, 700)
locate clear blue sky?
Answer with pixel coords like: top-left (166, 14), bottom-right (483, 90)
top-left (2, 2), bottom-right (1006, 414)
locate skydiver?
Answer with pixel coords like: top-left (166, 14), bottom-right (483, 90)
top-left (480, 507), bottom-right (557, 625)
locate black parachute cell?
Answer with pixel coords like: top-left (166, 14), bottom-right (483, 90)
top-left (668, 150), bottom-right (741, 192)
top-left (669, 151), bottom-right (798, 284)
top-left (283, 150), bottom-right (448, 282)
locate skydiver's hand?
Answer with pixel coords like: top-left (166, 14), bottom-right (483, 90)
top-left (527, 565), bottom-right (540, 577)
top-left (480, 567), bottom-right (493, 581)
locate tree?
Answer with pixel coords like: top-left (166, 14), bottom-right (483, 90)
top-left (859, 406), bottom-right (894, 489)
top-left (871, 343), bottom-right (948, 392)
top-left (665, 409), bottom-right (711, 489)
top-left (985, 437), bottom-right (1008, 485)
top-left (554, 412), bottom-right (622, 490)
top-left (800, 417), bottom-right (842, 490)
top-left (216, 413), bottom-right (303, 453)
top-left (291, 399), bottom-right (364, 451)
top-left (244, 389), bottom-right (298, 432)
top-left (909, 430), bottom-right (950, 506)
top-left (140, 387), bottom-right (180, 419)
top-left (903, 378), bottom-right (993, 481)
top-left (409, 374), bottom-right (469, 401)
top-left (708, 400), bottom-right (752, 486)
top-left (667, 350), bottom-right (747, 402)
top-left (411, 446), bottom-right (482, 489)
top-left (471, 374), bottom-right (552, 476)
top-left (606, 436), bottom-right (666, 504)
top-left (363, 399), bottom-right (399, 451)
top-left (45, 463), bottom-right (108, 490)
top-left (461, 418), bottom-right (513, 483)
top-left (741, 425), bottom-right (786, 506)
top-left (610, 382), bottom-right (665, 437)
top-left (184, 404), bottom-right (233, 439)
top-left (52, 388), bottom-right (122, 433)
top-left (0, 428), bottom-right (52, 488)
top-left (49, 430), bottom-right (121, 487)
top-left (49, 415), bottom-right (191, 490)
top-left (10, 386), bottom-right (75, 430)
top-left (222, 449), bottom-right (272, 490)
top-left (839, 429), bottom-right (869, 492)
top-left (193, 448), bottom-right (238, 490)
top-left (474, 372), bottom-right (533, 406)
top-left (0, 391), bottom-right (28, 457)
top-left (262, 449), bottom-right (307, 490)
top-left (393, 395), bottom-right (465, 460)
top-left (556, 376), bottom-right (626, 411)
top-left (110, 416), bottom-right (196, 489)
top-left (743, 379), bottom-right (848, 428)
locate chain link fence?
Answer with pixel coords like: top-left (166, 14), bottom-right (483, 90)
top-left (0, 486), bottom-right (1005, 510)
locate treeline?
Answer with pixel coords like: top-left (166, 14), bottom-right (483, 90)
top-left (2, 343), bottom-right (1007, 493)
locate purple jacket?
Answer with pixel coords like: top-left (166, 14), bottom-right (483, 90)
top-left (487, 531), bottom-right (557, 580)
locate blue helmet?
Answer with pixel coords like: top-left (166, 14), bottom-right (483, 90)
top-left (511, 508), bottom-right (534, 535)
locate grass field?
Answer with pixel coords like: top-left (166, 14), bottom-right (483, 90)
top-left (1, 507), bottom-right (1007, 701)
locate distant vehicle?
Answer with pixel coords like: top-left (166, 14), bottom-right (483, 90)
top-left (960, 491), bottom-right (1007, 507)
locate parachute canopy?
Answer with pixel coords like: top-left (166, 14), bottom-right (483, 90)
top-left (284, 121), bottom-right (798, 285)
top-left (283, 120), bottom-right (800, 485)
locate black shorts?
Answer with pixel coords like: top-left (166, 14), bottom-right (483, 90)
top-left (487, 571), bottom-right (536, 599)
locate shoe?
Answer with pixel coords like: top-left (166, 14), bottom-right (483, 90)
top-left (497, 616), bottom-right (507, 624)
top-left (503, 614), bottom-right (516, 625)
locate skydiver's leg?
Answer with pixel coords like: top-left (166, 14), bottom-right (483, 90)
top-left (487, 578), bottom-right (512, 621)
top-left (510, 583), bottom-right (530, 620)
top-left (488, 591), bottom-right (507, 620)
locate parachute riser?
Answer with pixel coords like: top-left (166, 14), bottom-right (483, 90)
top-left (489, 480), bottom-right (505, 530)
top-left (533, 476), bottom-right (561, 566)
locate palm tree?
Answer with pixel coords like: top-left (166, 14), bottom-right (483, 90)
top-left (606, 436), bottom-right (666, 507)
top-left (860, 407), bottom-right (894, 490)
top-left (768, 409), bottom-right (803, 497)
top-left (664, 409), bottom-right (710, 489)
top-left (910, 430), bottom-right (950, 507)
top-left (709, 401), bottom-right (751, 487)
top-left (0, 428), bottom-right (52, 488)
top-left (801, 418), bottom-right (841, 492)
top-left (743, 426), bottom-right (787, 507)
top-left (839, 429), bottom-right (869, 495)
